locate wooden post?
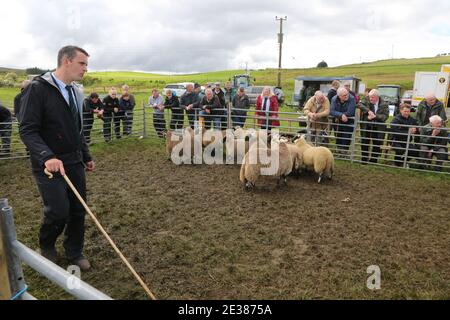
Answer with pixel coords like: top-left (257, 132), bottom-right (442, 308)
top-left (0, 225), bottom-right (12, 300)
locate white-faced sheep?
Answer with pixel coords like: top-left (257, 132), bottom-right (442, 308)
top-left (166, 129), bottom-right (186, 159)
top-left (166, 127), bottom-right (202, 164)
top-left (239, 142), bottom-right (294, 190)
top-left (294, 135), bottom-right (334, 183)
top-left (281, 139), bottom-right (303, 177)
top-left (223, 128), bottom-right (270, 164)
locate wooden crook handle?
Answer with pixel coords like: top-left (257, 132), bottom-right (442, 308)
top-left (44, 168), bottom-right (54, 179)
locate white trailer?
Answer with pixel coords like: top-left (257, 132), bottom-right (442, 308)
top-left (292, 76), bottom-right (362, 106)
top-left (411, 71), bottom-right (449, 107)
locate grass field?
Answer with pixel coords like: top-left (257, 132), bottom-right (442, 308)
top-left (2, 56), bottom-right (450, 109)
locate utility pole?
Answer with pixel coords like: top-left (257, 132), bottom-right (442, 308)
top-left (276, 16), bottom-right (287, 88)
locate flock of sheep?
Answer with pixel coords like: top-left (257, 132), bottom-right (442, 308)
top-left (165, 127), bottom-right (335, 190)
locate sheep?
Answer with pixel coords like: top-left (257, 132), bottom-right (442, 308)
top-left (225, 137), bottom-right (250, 164)
top-left (294, 135), bottom-right (334, 183)
top-left (223, 128), bottom-right (268, 164)
top-left (233, 126), bottom-right (248, 140)
top-left (166, 127), bottom-right (202, 164)
top-left (239, 142), bottom-right (294, 190)
top-left (282, 141), bottom-right (303, 177)
top-left (165, 129), bottom-right (185, 160)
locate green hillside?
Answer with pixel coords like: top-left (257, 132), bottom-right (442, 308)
top-left (0, 67), bottom-right (25, 74)
top-left (87, 56), bottom-right (450, 99)
top-left (2, 56), bottom-right (450, 108)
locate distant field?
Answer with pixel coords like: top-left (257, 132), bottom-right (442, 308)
top-left (2, 56), bottom-right (450, 108)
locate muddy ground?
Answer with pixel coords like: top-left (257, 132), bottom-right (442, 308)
top-left (1, 138), bottom-right (449, 300)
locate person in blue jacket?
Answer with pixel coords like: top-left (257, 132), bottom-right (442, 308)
top-left (330, 87), bottom-right (356, 153)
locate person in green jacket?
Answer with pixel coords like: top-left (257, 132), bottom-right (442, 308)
top-left (358, 89), bottom-right (390, 163)
top-left (418, 115), bottom-right (448, 171)
top-left (416, 93), bottom-right (447, 127)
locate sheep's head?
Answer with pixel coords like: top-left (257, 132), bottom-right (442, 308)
top-left (294, 134), bottom-right (307, 147)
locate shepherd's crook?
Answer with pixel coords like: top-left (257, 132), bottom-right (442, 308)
top-left (44, 168), bottom-right (156, 300)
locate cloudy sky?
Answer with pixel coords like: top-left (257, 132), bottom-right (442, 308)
top-left (1, 0), bottom-right (450, 73)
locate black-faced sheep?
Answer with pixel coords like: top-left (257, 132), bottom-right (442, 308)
top-left (294, 135), bottom-right (334, 183)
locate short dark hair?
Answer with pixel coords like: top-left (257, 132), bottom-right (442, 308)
top-left (57, 45), bottom-right (89, 67)
top-left (399, 103), bottom-right (411, 110)
top-left (90, 92), bottom-right (99, 99)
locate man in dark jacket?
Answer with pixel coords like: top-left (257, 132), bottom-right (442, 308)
top-left (231, 87), bottom-right (250, 128)
top-left (388, 103), bottom-right (419, 167)
top-left (82, 92), bottom-right (103, 144)
top-left (359, 89), bottom-right (390, 163)
top-left (180, 83), bottom-right (200, 128)
top-left (344, 82), bottom-right (359, 104)
top-left (418, 115), bottom-right (448, 171)
top-left (416, 93), bottom-right (447, 127)
top-left (13, 80), bottom-right (31, 123)
top-left (102, 88), bottom-right (121, 142)
top-left (119, 85), bottom-right (136, 135)
top-left (199, 88), bottom-right (221, 130)
top-left (0, 104), bottom-right (12, 157)
top-left (213, 82), bottom-right (226, 128)
top-left (164, 89), bottom-right (183, 130)
top-left (19, 45), bottom-right (94, 270)
top-left (327, 80), bottom-right (340, 103)
top-left (330, 87), bottom-right (356, 152)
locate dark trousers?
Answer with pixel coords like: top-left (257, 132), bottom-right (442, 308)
top-left (170, 111), bottom-right (184, 130)
top-left (103, 111), bottom-right (113, 141)
top-left (220, 110), bottom-right (227, 128)
top-left (33, 163), bottom-right (86, 261)
top-left (335, 121), bottom-right (354, 150)
top-left (186, 110), bottom-right (197, 129)
top-left (153, 112), bottom-right (166, 137)
top-left (419, 146), bottom-right (448, 171)
top-left (0, 122), bottom-right (12, 156)
top-left (360, 127), bottom-right (385, 163)
top-left (114, 111), bottom-right (125, 138)
top-left (83, 114), bottom-right (94, 144)
top-left (124, 111), bottom-right (133, 135)
top-left (232, 113), bottom-right (247, 128)
top-left (392, 143), bottom-right (419, 167)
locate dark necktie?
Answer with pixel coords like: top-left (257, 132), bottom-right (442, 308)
top-left (65, 85), bottom-right (80, 133)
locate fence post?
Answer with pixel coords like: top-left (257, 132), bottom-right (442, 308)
top-left (403, 129), bottom-right (412, 168)
top-left (227, 102), bottom-right (232, 129)
top-left (0, 202), bottom-right (27, 300)
top-left (0, 200), bottom-right (11, 300)
top-left (350, 116), bottom-right (358, 163)
top-left (306, 117), bottom-right (311, 143)
top-left (142, 101), bottom-right (147, 138)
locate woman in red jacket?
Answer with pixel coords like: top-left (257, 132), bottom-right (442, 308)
top-left (255, 86), bottom-right (280, 129)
